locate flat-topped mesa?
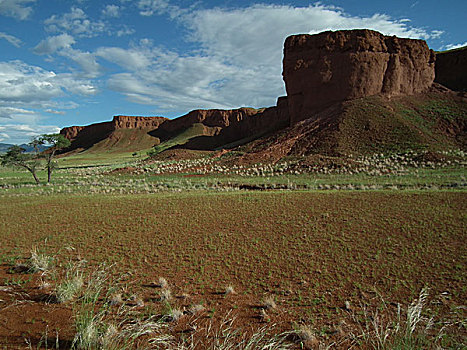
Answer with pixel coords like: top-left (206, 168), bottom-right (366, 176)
top-left (112, 115), bottom-right (168, 129)
top-left (283, 29), bottom-right (436, 124)
top-left (60, 116), bottom-right (168, 142)
top-left (158, 107), bottom-right (261, 134)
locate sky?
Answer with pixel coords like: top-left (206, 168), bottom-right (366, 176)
top-left (0, 0), bottom-right (466, 144)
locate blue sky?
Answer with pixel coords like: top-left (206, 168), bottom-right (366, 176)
top-left (0, 0), bottom-right (465, 144)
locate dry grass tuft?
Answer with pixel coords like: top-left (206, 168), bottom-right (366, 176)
top-left (187, 304), bottom-right (205, 315)
top-left (158, 277), bottom-right (169, 289)
top-left (224, 285), bottom-right (236, 295)
top-left (160, 288), bottom-right (172, 302)
top-left (262, 295), bottom-right (277, 310)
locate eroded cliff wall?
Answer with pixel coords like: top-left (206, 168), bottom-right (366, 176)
top-left (283, 29), bottom-right (436, 124)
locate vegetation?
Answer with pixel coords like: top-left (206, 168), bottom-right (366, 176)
top-left (0, 144), bottom-right (465, 348)
top-left (0, 145), bottom-right (41, 184)
top-left (35, 133), bottom-right (71, 183)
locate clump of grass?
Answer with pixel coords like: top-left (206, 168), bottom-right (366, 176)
top-left (72, 264), bottom-right (173, 349)
top-left (160, 288), bottom-right (172, 302)
top-left (294, 325), bottom-right (319, 349)
top-left (55, 268), bottom-right (84, 303)
top-left (130, 294), bottom-right (144, 307)
top-left (187, 304), bottom-right (205, 315)
top-left (168, 308), bottom-right (184, 323)
top-left (357, 288), bottom-right (439, 349)
top-left (29, 247), bottom-right (54, 274)
top-left (262, 295), bottom-right (277, 310)
top-left (109, 293), bottom-right (123, 306)
top-left (158, 277), bottom-right (168, 289)
top-left (224, 285), bottom-right (236, 295)
top-left (208, 315), bottom-right (292, 349)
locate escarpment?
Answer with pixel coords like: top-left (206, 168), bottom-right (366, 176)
top-left (60, 116), bottom-right (168, 151)
top-left (61, 29), bottom-right (465, 157)
top-left (282, 29), bottom-right (436, 124)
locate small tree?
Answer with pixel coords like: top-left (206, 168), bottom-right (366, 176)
top-left (0, 145), bottom-right (41, 184)
top-left (36, 134), bottom-right (71, 183)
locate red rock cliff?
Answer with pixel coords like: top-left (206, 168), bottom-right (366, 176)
top-left (60, 116), bottom-right (168, 150)
top-left (435, 46), bottom-right (467, 91)
top-left (158, 108), bottom-right (261, 135)
top-left (283, 29), bottom-right (436, 124)
top-left (112, 115), bottom-right (168, 129)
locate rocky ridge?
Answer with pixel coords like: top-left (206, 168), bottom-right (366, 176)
top-left (60, 29), bottom-right (465, 157)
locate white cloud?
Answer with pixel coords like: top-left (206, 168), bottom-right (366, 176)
top-left (0, 107), bottom-right (35, 119)
top-left (0, 132), bottom-right (10, 142)
top-left (186, 4), bottom-right (441, 70)
top-left (442, 42), bottom-right (467, 51)
top-left (45, 7), bottom-right (105, 37)
top-left (137, 0), bottom-right (168, 16)
top-left (96, 46), bottom-right (152, 70)
top-left (0, 0), bottom-right (35, 20)
top-left (0, 60), bottom-right (78, 143)
top-left (33, 34), bottom-right (101, 78)
top-left (102, 4), bottom-right (120, 18)
top-left (0, 31), bottom-right (22, 47)
top-left (116, 26), bottom-right (135, 37)
top-left (45, 109), bottom-right (65, 115)
top-left (0, 60), bottom-right (97, 117)
top-left (60, 48), bottom-right (102, 78)
top-left (0, 124), bottom-right (61, 144)
top-left (137, 0), bottom-right (182, 18)
top-left (33, 33), bottom-right (75, 55)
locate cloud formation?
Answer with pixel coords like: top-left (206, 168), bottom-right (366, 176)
top-left (45, 7), bottom-right (106, 37)
top-left (442, 42), bottom-right (467, 50)
top-left (0, 124), bottom-right (61, 144)
top-left (102, 4), bottom-right (120, 18)
top-left (33, 33), bottom-right (75, 55)
top-left (0, 60), bottom-right (97, 143)
top-left (0, 0), bottom-right (35, 20)
top-left (0, 31), bottom-right (22, 47)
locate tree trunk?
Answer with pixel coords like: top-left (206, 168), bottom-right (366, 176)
top-left (23, 164), bottom-right (40, 184)
top-left (47, 150), bottom-right (55, 183)
top-left (32, 171), bottom-right (40, 184)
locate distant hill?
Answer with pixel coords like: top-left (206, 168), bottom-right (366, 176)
top-left (0, 143), bottom-right (48, 154)
top-left (0, 143), bottom-right (13, 153)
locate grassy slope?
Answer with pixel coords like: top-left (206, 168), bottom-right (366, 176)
top-left (335, 93), bottom-right (466, 155)
top-left (238, 92), bottom-right (466, 162)
top-left (150, 123), bottom-right (220, 154)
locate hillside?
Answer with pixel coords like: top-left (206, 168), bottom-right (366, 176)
top-left (234, 89), bottom-right (466, 164)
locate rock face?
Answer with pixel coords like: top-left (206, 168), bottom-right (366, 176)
top-left (283, 29), bottom-right (436, 124)
top-left (60, 116), bottom-right (168, 150)
top-left (435, 47), bottom-right (467, 91)
top-left (157, 108), bottom-right (262, 136)
top-left (112, 115), bottom-right (167, 129)
top-left (181, 97), bottom-right (290, 149)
